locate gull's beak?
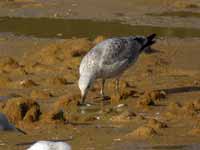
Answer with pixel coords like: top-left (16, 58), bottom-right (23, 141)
top-left (78, 94), bottom-right (86, 106)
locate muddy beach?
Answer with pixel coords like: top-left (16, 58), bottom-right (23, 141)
top-left (0, 0), bottom-right (200, 150)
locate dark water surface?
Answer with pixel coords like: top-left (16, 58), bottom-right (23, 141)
top-left (0, 17), bottom-right (200, 38)
top-left (147, 11), bottom-right (200, 18)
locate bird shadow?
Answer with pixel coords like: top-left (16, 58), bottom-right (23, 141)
top-left (144, 48), bottom-right (161, 54)
top-left (160, 86), bottom-right (200, 95)
top-left (64, 121), bottom-right (92, 126)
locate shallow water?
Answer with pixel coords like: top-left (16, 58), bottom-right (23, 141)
top-left (149, 144), bottom-right (200, 150)
top-left (0, 17), bottom-right (200, 38)
top-left (147, 11), bottom-right (200, 18)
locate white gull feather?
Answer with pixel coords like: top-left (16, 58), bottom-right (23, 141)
top-left (27, 141), bottom-right (71, 150)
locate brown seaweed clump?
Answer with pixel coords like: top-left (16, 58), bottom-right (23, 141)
top-left (0, 75), bottom-right (12, 87)
top-left (109, 80), bottom-right (136, 103)
top-left (0, 102), bottom-right (6, 111)
top-left (0, 56), bottom-right (26, 75)
top-left (3, 97), bottom-right (41, 123)
top-left (44, 76), bottom-right (69, 86)
top-left (110, 110), bottom-right (136, 122)
top-left (188, 120), bottom-right (200, 136)
top-left (30, 90), bottom-right (53, 100)
top-left (24, 62), bottom-right (55, 74)
top-left (68, 38), bottom-right (92, 58)
top-left (120, 90), bottom-right (137, 100)
top-left (164, 102), bottom-right (182, 119)
top-left (181, 100), bottom-right (200, 117)
top-left (53, 94), bottom-right (79, 111)
top-left (42, 109), bottom-right (66, 124)
top-left (0, 56), bottom-right (20, 71)
top-left (188, 128), bottom-right (200, 136)
top-left (18, 79), bottom-right (38, 88)
top-left (193, 99), bottom-right (200, 110)
top-left (137, 90), bottom-right (166, 107)
top-left (144, 90), bottom-right (166, 101)
top-left (93, 35), bottom-right (106, 45)
top-left (7, 79), bottom-right (37, 89)
top-left (147, 118), bottom-right (168, 130)
top-left (173, 1), bottom-right (199, 9)
top-left (110, 94), bottom-right (121, 106)
top-left (181, 102), bottom-right (197, 116)
top-left (62, 38), bottom-right (92, 58)
top-left (71, 49), bottom-right (87, 57)
top-left (137, 96), bottom-right (155, 107)
top-left (126, 126), bottom-right (157, 139)
top-left (165, 100), bottom-right (200, 119)
top-left (23, 104), bottom-right (41, 122)
top-left (42, 94), bottom-right (79, 123)
top-left (24, 38), bottom-right (93, 65)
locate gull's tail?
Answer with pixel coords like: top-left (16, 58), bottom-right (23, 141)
top-left (140, 33), bottom-right (156, 51)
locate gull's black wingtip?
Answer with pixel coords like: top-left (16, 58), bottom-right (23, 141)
top-left (140, 33), bottom-right (157, 52)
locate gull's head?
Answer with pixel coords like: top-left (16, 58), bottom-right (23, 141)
top-left (78, 74), bottom-right (94, 104)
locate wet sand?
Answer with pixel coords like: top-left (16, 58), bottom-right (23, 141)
top-left (0, 0), bottom-right (200, 28)
top-left (0, 0), bottom-right (200, 150)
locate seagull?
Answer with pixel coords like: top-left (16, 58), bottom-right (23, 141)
top-left (27, 141), bottom-right (71, 150)
top-left (0, 112), bottom-right (26, 134)
top-left (78, 33), bottom-right (156, 104)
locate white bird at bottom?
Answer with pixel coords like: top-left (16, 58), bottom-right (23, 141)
top-left (27, 141), bottom-right (71, 150)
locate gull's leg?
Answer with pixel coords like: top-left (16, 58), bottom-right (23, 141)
top-left (100, 79), bottom-right (106, 100)
top-left (78, 94), bottom-right (87, 106)
top-left (115, 78), bottom-right (120, 96)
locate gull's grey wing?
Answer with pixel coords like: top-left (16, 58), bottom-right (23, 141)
top-left (100, 37), bottom-right (141, 66)
top-left (79, 37), bottom-right (142, 77)
top-left (96, 37), bottom-right (142, 78)
top-left (101, 37), bottom-right (141, 65)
